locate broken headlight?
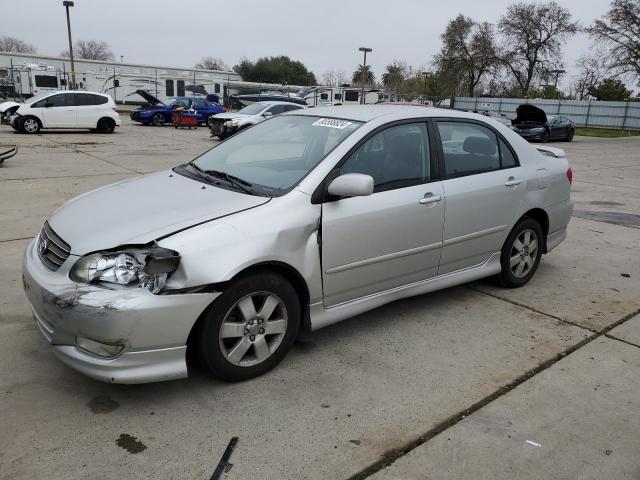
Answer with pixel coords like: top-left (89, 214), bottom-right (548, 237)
top-left (69, 247), bottom-right (180, 294)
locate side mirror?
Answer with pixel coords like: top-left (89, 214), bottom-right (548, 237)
top-left (327, 173), bottom-right (374, 198)
top-left (262, 111), bottom-right (273, 118)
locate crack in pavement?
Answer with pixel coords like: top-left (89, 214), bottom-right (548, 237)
top-left (346, 305), bottom-right (640, 480)
top-left (0, 236), bottom-right (35, 243)
top-left (604, 333), bottom-right (640, 349)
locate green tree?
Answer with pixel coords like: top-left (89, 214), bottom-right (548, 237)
top-left (352, 64), bottom-right (375, 88)
top-left (233, 56), bottom-right (316, 85)
top-left (434, 15), bottom-right (498, 96)
top-left (588, 78), bottom-right (632, 101)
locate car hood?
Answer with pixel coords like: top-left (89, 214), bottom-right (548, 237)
top-left (211, 112), bottom-right (249, 121)
top-left (134, 89), bottom-right (165, 106)
top-left (513, 104), bottom-right (547, 125)
top-left (0, 101), bottom-right (21, 114)
top-left (48, 170), bottom-right (270, 255)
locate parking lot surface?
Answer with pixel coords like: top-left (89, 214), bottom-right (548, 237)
top-left (1, 120), bottom-right (639, 479)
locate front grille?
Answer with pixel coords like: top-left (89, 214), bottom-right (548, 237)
top-left (37, 221), bottom-right (71, 271)
top-left (209, 119), bottom-right (226, 134)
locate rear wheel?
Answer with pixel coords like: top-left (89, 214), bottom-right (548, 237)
top-left (541, 130), bottom-right (550, 143)
top-left (96, 118), bottom-right (115, 134)
top-left (499, 218), bottom-right (543, 288)
top-left (21, 116), bottom-right (41, 134)
top-left (151, 113), bottom-right (165, 127)
top-left (197, 271), bottom-right (300, 381)
top-left (566, 129), bottom-right (574, 142)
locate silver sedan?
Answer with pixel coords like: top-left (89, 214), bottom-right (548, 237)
top-left (22, 106), bottom-right (573, 383)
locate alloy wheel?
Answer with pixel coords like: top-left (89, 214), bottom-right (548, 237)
top-left (152, 114), bottom-right (164, 126)
top-left (218, 292), bottom-right (288, 367)
top-left (509, 228), bottom-right (539, 278)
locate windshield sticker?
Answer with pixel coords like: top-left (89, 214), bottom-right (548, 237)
top-left (312, 118), bottom-right (353, 129)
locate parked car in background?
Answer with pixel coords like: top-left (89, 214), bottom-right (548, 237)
top-left (23, 105), bottom-right (572, 384)
top-left (481, 110), bottom-right (512, 127)
top-left (129, 90), bottom-right (225, 126)
top-left (208, 101), bottom-right (305, 139)
top-left (511, 104), bottom-right (575, 142)
top-left (2, 91), bottom-right (120, 134)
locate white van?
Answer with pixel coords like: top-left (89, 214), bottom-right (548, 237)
top-left (3, 90), bottom-right (120, 133)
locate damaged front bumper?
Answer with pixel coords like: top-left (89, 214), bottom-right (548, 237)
top-left (22, 238), bottom-right (220, 384)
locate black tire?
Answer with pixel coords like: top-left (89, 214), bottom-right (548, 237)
top-left (21, 116), bottom-right (41, 134)
top-left (566, 129), bottom-right (574, 142)
top-left (197, 271), bottom-right (301, 381)
top-left (96, 118), bottom-right (115, 134)
top-left (151, 113), bottom-right (165, 127)
top-left (498, 217), bottom-right (544, 288)
top-left (205, 114), bottom-right (216, 126)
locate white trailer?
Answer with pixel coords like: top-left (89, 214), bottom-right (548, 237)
top-left (0, 52), bottom-right (241, 103)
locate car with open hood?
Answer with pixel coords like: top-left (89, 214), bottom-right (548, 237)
top-left (208, 101), bottom-right (306, 139)
top-left (511, 104), bottom-right (575, 142)
top-left (23, 105), bottom-right (573, 384)
top-left (129, 90), bottom-right (225, 126)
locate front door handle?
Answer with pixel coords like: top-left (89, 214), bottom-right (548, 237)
top-left (419, 193), bottom-right (442, 205)
top-left (504, 177), bottom-right (523, 187)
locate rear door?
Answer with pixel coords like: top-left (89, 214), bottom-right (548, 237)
top-left (436, 120), bottom-right (524, 274)
top-left (321, 121), bottom-right (444, 306)
top-left (41, 93), bottom-right (76, 127)
top-left (73, 93), bottom-right (101, 127)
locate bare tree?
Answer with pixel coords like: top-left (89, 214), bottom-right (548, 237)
top-left (572, 48), bottom-right (609, 99)
top-left (61, 40), bottom-right (114, 61)
top-left (434, 15), bottom-right (498, 96)
top-left (194, 56), bottom-right (228, 71)
top-left (0, 36), bottom-right (36, 53)
top-left (588, 0), bottom-right (640, 81)
top-left (499, 1), bottom-right (579, 95)
top-left (321, 68), bottom-right (348, 86)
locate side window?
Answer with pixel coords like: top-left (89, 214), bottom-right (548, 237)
top-left (267, 104), bottom-right (287, 115)
top-left (437, 122), bottom-right (500, 178)
top-left (334, 93), bottom-right (342, 100)
top-left (72, 93), bottom-right (94, 106)
top-left (93, 94), bottom-right (108, 105)
top-left (340, 123), bottom-right (430, 193)
top-left (44, 94), bottom-right (71, 108)
top-left (344, 91), bottom-right (359, 102)
top-left (192, 99), bottom-right (206, 107)
top-left (165, 79), bottom-right (174, 97)
top-left (499, 139), bottom-right (518, 168)
top-left (214, 83), bottom-right (221, 94)
top-left (285, 104), bottom-right (302, 112)
top-left (173, 98), bottom-right (190, 108)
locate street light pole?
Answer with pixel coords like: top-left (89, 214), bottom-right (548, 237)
top-left (63, 1), bottom-right (75, 89)
top-left (358, 47), bottom-right (372, 105)
top-left (422, 71), bottom-right (430, 104)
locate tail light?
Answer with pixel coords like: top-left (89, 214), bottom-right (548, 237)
top-left (566, 167), bottom-right (573, 184)
top-left (112, 107), bottom-right (118, 112)
top-left (223, 107), bottom-right (228, 112)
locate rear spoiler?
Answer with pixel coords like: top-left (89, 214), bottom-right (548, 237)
top-left (536, 146), bottom-right (566, 158)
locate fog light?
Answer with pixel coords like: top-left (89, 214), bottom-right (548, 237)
top-left (76, 336), bottom-right (124, 358)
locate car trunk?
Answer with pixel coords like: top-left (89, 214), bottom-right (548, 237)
top-left (512, 104), bottom-right (547, 129)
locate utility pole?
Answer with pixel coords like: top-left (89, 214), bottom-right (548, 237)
top-left (358, 47), bottom-right (372, 105)
top-left (63, 1), bottom-right (75, 89)
top-left (422, 71), bottom-right (431, 104)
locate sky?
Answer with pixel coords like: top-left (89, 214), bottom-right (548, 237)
top-left (2, 0), bottom-right (611, 90)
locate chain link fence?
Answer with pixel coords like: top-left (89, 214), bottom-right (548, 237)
top-left (452, 97), bottom-right (640, 130)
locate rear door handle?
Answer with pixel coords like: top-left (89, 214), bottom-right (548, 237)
top-left (504, 177), bottom-right (523, 187)
top-left (419, 193), bottom-right (442, 205)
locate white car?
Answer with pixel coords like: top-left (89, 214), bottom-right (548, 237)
top-left (3, 90), bottom-right (120, 134)
top-left (208, 101), bottom-right (306, 139)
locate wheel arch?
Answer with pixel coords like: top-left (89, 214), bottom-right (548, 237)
top-left (516, 208), bottom-right (550, 253)
top-left (185, 261), bottom-right (312, 365)
top-left (21, 115), bottom-right (43, 129)
top-left (96, 116), bottom-right (115, 127)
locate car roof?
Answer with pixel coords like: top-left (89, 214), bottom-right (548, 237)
top-left (253, 100), bottom-right (305, 107)
top-left (291, 104), bottom-right (487, 123)
top-left (43, 90), bottom-right (108, 96)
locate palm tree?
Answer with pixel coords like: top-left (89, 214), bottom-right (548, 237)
top-left (381, 63), bottom-right (406, 95)
top-left (352, 64), bottom-right (375, 88)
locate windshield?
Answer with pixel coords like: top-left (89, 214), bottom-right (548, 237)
top-left (190, 115), bottom-right (363, 193)
top-left (25, 92), bottom-right (54, 105)
top-left (238, 103), bottom-right (268, 115)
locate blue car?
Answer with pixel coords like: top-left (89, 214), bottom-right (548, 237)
top-left (130, 90), bottom-right (225, 126)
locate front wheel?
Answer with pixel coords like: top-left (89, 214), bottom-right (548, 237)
top-left (498, 218), bottom-right (543, 288)
top-left (21, 116), bottom-right (41, 134)
top-left (566, 129), bottom-right (574, 142)
top-left (541, 130), bottom-right (550, 143)
top-left (151, 113), bottom-right (165, 127)
top-left (197, 271), bottom-right (301, 381)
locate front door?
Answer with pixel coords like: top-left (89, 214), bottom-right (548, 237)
top-left (436, 120), bottom-right (524, 274)
top-left (41, 93), bottom-right (76, 127)
top-left (321, 122), bottom-right (444, 306)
